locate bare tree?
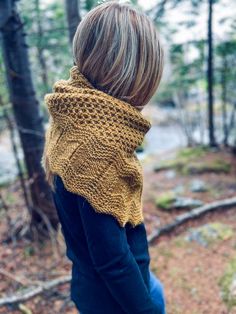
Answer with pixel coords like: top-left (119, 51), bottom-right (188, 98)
top-left (0, 0), bottom-right (58, 236)
top-left (207, 0), bottom-right (217, 146)
top-left (65, 0), bottom-right (81, 44)
top-left (35, 0), bottom-right (49, 94)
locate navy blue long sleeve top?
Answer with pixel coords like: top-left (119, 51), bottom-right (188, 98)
top-left (52, 174), bottom-right (160, 314)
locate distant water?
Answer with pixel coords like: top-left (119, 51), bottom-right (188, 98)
top-left (0, 131), bottom-right (22, 185)
top-left (137, 124), bottom-right (187, 160)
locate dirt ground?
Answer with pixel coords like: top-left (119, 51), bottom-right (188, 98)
top-left (0, 148), bottom-right (236, 314)
top-left (144, 148), bottom-right (236, 314)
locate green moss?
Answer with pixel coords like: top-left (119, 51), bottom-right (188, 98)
top-left (211, 159), bottom-right (231, 173)
top-left (154, 159), bottom-right (184, 172)
top-left (155, 192), bottom-right (176, 210)
top-left (185, 222), bottom-right (234, 247)
top-left (182, 159), bottom-right (231, 175)
top-left (200, 222), bottom-right (233, 243)
top-left (154, 146), bottom-right (208, 172)
top-left (211, 222), bottom-right (233, 239)
top-left (154, 146), bottom-right (231, 176)
top-left (218, 255), bottom-right (236, 310)
top-left (176, 146), bottom-right (207, 159)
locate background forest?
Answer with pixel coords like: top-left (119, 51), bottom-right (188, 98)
top-left (0, 0), bottom-right (236, 313)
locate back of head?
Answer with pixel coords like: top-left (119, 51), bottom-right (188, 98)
top-left (72, 0), bottom-right (164, 109)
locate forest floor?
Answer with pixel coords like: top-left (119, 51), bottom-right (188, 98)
top-left (0, 147), bottom-right (236, 314)
top-left (142, 147), bottom-right (236, 314)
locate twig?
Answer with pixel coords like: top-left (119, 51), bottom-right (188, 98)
top-left (0, 275), bottom-right (71, 306)
top-left (148, 196), bottom-right (236, 244)
top-left (0, 268), bottom-right (31, 286)
top-left (32, 205), bottom-right (61, 259)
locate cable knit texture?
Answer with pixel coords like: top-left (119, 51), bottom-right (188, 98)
top-left (41, 65), bottom-right (152, 228)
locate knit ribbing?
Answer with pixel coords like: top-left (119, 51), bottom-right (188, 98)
top-left (41, 65), bottom-right (152, 228)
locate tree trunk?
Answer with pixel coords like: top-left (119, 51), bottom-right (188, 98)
top-left (207, 0), bottom-right (217, 146)
top-left (221, 55), bottom-right (228, 146)
top-left (65, 0), bottom-right (81, 44)
top-left (35, 0), bottom-right (50, 95)
top-left (0, 0), bottom-right (58, 234)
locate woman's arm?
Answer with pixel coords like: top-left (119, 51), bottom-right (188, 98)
top-left (77, 195), bottom-right (161, 314)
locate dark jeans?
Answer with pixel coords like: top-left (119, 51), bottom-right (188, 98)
top-left (148, 270), bottom-right (166, 314)
top-left (79, 270), bottom-right (166, 314)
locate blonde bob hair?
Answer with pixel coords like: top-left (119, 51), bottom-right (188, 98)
top-left (72, 0), bottom-right (164, 109)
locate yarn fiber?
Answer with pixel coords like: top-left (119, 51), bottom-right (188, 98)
top-left (41, 65), bottom-right (152, 228)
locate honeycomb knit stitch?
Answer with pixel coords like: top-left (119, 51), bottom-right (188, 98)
top-left (41, 65), bottom-right (152, 228)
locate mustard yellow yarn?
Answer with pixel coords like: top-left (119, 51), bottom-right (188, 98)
top-left (41, 65), bottom-right (152, 228)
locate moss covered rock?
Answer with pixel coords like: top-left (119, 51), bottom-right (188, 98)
top-left (218, 255), bottom-right (236, 311)
top-left (182, 159), bottom-right (231, 175)
top-left (155, 192), bottom-right (203, 210)
top-left (153, 146), bottom-right (231, 175)
top-left (184, 222), bottom-right (234, 247)
top-left (155, 192), bottom-right (176, 210)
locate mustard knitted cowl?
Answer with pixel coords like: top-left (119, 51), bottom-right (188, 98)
top-left (41, 65), bottom-right (152, 228)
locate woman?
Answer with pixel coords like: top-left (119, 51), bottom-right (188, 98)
top-left (41, 1), bottom-right (166, 313)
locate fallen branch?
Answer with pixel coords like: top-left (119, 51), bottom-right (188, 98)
top-left (0, 275), bottom-right (71, 307)
top-left (148, 196), bottom-right (236, 244)
top-left (0, 268), bottom-right (32, 286)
